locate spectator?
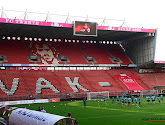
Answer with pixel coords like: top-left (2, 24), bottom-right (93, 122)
top-left (37, 106), bottom-right (41, 111)
top-left (66, 112), bottom-right (74, 125)
top-left (41, 107), bottom-right (46, 113)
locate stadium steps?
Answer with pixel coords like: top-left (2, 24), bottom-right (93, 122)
top-left (137, 73), bottom-right (160, 89)
top-left (130, 70), bottom-right (150, 90)
top-left (26, 41), bottom-right (38, 64)
top-left (153, 73), bottom-right (165, 86)
top-left (103, 70), bottom-right (126, 91)
top-left (106, 70), bottom-right (129, 91)
top-left (0, 40), bottom-right (31, 64)
top-left (77, 44), bottom-right (89, 57)
top-left (55, 42), bottom-right (88, 64)
top-left (52, 43), bottom-right (65, 64)
top-left (104, 44), bottom-right (132, 65)
top-left (80, 44), bottom-right (113, 64)
top-left (54, 71), bottom-right (80, 93)
top-left (101, 45), bottom-right (113, 58)
top-left (108, 69), bottom-right (148, 90)
top-left (77, 44), bottom-right (93, 64)
top-left (78, 71), bottom-right (97, 92)
top-left (22, 71), bottom-right (39, 96)
top-left (118, 44), bottom-right (134, 64)
top-left (0, 71), bottom-right (29, 98)
top-left (81, 70), bottom-right (124, 92)
top-left (39, 71), bottom-right (67, 93)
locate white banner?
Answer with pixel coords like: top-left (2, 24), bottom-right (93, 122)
top-left (0, 99), bottom-right (49, 106)
top-left (9, 108), bottom-right (69, 125)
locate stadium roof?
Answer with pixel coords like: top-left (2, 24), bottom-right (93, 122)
top-left (0, 18), bottom-right (156, 42)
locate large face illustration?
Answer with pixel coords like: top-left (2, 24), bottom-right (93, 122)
top-left (30, 42), bottom-right (59, 64)
top-left (36, 44), bottom-right (54, 62)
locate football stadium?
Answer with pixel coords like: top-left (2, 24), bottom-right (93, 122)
top-left (0, 6), bottom-right (165, 125)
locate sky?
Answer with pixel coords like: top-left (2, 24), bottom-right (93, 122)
top-left (0, 0), bottom-right (165, 61)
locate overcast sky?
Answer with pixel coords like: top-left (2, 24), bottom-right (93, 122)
top-left (0, 0), bottom-right (165, 61)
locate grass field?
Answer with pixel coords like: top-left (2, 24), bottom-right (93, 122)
top-left (12, 98), bottom-right (165, 125)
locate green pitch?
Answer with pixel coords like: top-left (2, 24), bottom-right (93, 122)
top-left (12, 98), bottom-right (165, 125)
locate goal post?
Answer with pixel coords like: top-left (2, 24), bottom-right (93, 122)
top-left (87, 91), bottom-right (109, 100)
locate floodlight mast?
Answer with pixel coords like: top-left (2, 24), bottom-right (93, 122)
top-left (45, 11), bottom-right (51, 22)
top-left (0, 8), bottom-right (125, 27)
top-left (120, 18), bottom-right (128, 27)
top-left (99, 17), bottom-right (109, 26)
top-left (85, 15), bottom-right (89, 22)
top-left (1, 7), bottom-right (8, 18)
top-left (65, 13), bottom-right (72, 24)
top-left (17, 9), bottom-right (28, 20)
top-left (24, 9), bottom-right (28, 20)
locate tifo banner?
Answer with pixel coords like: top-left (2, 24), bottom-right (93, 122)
top-left (0, 18), bottom-right (155, 33)
top-left (119, 75), bottom-right (144, 91)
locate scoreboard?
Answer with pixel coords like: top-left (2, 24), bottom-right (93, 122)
top-left (73, 21), bottom-right (97, 36)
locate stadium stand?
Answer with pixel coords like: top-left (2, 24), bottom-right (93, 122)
top-left (80, 70), bottom-right (124, 91)
top-left (154, 73), bottom-right (165, 86)
top-left (129, 70), bottom-right (151, 90)
top-left (0, 70), bottom-right (155, 101)
top-left (137, 73), bottom-right (160, 89)
top-left (0, 39), bottom-right (133, 65)
top-left (107, 69), bottom-right (151, 90)
top-left (0, 40), bottom-right (31, 64)
top-left (0, 70), bottom-right (29, 100)
top-left (80, 43), bottom-right (114, 64)
top-left (0, 16), bottom-right (160, 104)
top-left (55, 42), bottom-right (88, 64)
top-left (105, 44), bottom-right (132, 65)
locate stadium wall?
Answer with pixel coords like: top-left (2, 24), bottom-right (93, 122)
top-left (121, 33), bottom-right (156, 67)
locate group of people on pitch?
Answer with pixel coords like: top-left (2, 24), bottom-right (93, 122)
top-left (111, 94), bottom-right (163, 107)
top-left (146, 94), bottom-right (163, 106)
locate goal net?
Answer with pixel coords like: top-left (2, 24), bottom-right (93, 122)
top-left (87, 91), bottom-right (109, 100)
top-left (139, 90), bottom-right (159, 98)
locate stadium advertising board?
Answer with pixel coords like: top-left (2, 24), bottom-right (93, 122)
top-left (97, 26), bottom-right (155, 33)
top-left (50, 98), bottom-right (60, 102)
top-left (0, 18), bottom-right (72, 28)
top-left (154, 61), bottom-right (165, 64)
top-left (0, 99), bottom-right (49, 106)
top-left (0, 18), bottom-right (155, 33)
top-left (73, 21), bottom-right (97, 36)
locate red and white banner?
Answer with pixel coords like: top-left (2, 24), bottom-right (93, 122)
top-left (119, 76), bottom-right (144, 91)
top-left (0, 18), bottom-right (72, 28)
